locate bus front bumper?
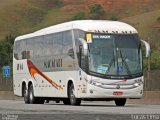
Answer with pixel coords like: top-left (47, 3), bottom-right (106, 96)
top-left (79, 83), bottom-right (143, 99)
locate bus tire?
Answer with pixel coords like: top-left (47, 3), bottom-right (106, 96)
top-left (69, 83), bottom-right (81, 106)
top-left (115, 98), bottom-right (126, 106)
top-left (28, 84), bottom-right (36, 104)
top-left (23, 85), bottom-right (29, 104)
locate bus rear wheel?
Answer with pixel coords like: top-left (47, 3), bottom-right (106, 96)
top-left (23, 85), bottom-right (29, 104)
top-left (28, 84), bottom-right (36, 104)
top-left (115, 98), bottom-right (126, 106)
top-left (69, 83), bottom-right (81, 106)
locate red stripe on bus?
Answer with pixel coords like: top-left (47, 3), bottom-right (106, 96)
top-left (27, 60), bottom-right (63, 90)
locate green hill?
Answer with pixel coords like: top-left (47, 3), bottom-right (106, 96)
top-left (0, 0), bottom-right (160, 40)
top-left (122, 10), bottom-right (160, 70)
top-left (122, 10), bottom-right (160, 49)
top-left (0, 0), bottom-right (160, 53)
top-left (0, 0), bottom-right (58, 39)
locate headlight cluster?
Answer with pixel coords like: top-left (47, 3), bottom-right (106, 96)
top-left (89, 80), bottom-right (102, 86)
top-left (134, 78), bottom-right (143, 87)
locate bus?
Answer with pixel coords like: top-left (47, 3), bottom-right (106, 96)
top-left (13, 20), bottom-right (150, 106)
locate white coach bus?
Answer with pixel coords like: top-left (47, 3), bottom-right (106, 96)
top-left (13, 20), bottom-right (150, 106)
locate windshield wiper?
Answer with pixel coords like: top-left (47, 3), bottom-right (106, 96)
top-left (119, 49), bottom-right (132, 78)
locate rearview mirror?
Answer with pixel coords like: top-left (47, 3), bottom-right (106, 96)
top-left (78, 38), bottom-right (88, 56)
top-left (141, 40), bottom-right (150, 58)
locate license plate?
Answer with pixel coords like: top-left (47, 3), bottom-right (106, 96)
top-left (113, 91), bottom-right (123, 96)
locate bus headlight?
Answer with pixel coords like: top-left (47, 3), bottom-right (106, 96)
top-left (89, 80), bottom-right (102, 86)
top-left (134, 78), bottom-right (143, 87)
top-left (134, 83), bottom-right (139, 87)
top-left (95, 82), bottom-right (102, 86)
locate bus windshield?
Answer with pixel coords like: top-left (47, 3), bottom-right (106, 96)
top-left (88, 34), bottom-right (142, 79)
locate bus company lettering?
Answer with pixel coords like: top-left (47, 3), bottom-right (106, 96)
top-left (93, 35), bottom-right (111, 39)
top-left (17, 63), bottom-right (23, 71)
top-left (44, 59), bottom-right (62, 68)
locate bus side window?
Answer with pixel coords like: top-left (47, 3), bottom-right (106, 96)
top-left (63, 31), bottom-right (74, 59)
top-left (20, 40), bottom-right (26, 59)
top-left (53, 32), bottom-right (63, 55)
top-left (14, 41), bottom-right (20, 60)
top-left (44, 34), bottom-right (53, 56)
top-left (34, 36), bottom-right (44, 57)
top-left (26, 51), bottom-right (30, 59)
top-left (14, 40), bottom-right (27, 60)
top-left (26, 38), bottom-right (34, 59)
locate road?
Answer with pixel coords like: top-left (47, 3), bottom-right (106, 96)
top-left (0, 100), bottom-right (160, 120)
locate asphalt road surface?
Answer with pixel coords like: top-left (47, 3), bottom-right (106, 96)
top-left (0, 100), bottom-right (160, 120)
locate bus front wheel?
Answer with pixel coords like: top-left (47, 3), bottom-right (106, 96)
top-left (115, 98), bottom-right (126, 106)
top-left (69, 83), bottom-right (81, 106)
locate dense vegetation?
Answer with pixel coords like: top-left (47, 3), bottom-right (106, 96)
top-left (0, 35), bottom-right (14, 69)
top-left (89, 4), bottom-right (105, 19)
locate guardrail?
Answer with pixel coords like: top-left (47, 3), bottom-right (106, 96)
top-left (0, 76), bottom-right (13, 91)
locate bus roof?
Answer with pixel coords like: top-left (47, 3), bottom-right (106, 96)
top-left (15, 20), bottom-right (138, 41)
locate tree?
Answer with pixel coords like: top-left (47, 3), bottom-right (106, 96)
top-left (54, 0), bottom-right (63, 7)
top-left (5, 34), bottom-right (15, 45)
top-left (110, 16), bottom-right (119, 21)
top-left (150, 49), bottom-right (160, 70)
top-left (157, 16), bottom-right (160, 21)
top-left (73, 12), bottom-right (85, 20)
top-left (0, 42), bottom-right (12, 67)
top-left (0, 34), bottom-right (15, 68)
top-left (89, 4), bottom-right (105, 20)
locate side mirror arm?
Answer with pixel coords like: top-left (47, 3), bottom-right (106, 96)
top-left (78, 38), bottom-right (89, 73)
top-left (78, 38), bottom-right (88, 56)
top-left (141, 40), bottom-right (150, 58)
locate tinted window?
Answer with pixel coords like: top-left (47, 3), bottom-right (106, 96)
top-left (62, 31), bottom-right (73, 56)
top-left (44, 34), bottom-right (53, 56)
top-left (115, 35), bottom-right (140, 48)
top-left (26, 38), bottom-right (34, 59)
top-left (14, 40), bottom-right (27, 59)
top-left (53, 32), bottom-right (63, 55)
top-left (34, 36), bottom-right (44, 57)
